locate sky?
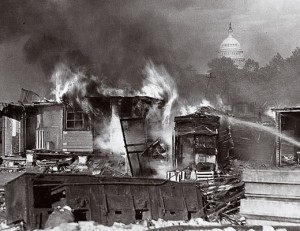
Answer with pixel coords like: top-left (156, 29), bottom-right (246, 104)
top-left (0, 0), bottom-right (300, 102)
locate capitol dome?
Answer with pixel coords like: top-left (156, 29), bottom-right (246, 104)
top-left (218, 23), bottom-right (245, 68)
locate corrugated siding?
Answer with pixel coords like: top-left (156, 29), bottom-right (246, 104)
top-left (62, 131), bottom-right (93, 152)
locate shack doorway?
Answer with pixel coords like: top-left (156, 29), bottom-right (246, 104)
top-left (279, 112), bottom-right (300, 166)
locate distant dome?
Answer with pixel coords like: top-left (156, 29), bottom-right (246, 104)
top-left (218, 23), bottom-right (245, 68)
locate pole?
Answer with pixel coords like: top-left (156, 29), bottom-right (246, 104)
top-left (205, 73), bottom-right (216, 98)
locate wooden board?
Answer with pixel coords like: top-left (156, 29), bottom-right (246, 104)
top-left (240, 198), bottom-right (300, 220)
top-left (245, 182), bottom-right (300, 200)
top-left (243, 169), bottom-right (300, 184)
top-left (62, 130), bottom-right (93, 152)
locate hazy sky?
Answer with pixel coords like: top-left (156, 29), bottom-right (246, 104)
top-left (0, 0), bottom-right (300, 102)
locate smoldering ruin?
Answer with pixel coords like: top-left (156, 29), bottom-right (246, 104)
top-left (1, 1), bottom-right (300, 230)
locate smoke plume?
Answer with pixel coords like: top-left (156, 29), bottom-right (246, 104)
top-left (0, 0), bottom-right (192, 94)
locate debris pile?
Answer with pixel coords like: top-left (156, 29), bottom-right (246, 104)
top-left (201, 174), bottom-right (245, 225)
top-left (0, 157), bottom-right (25, 172)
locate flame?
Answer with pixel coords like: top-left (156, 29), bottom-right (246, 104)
top-left (51, 64), bottom-right (88, 102)
top-left (140, 61), bottom-right (178, 126)
top-left (180, 104), bottom-right (198, 115)
top-left (94, 106), bottom-right (126, 154)
top-left (200, 99), bottom-right (212, 107)
top-left (51, 61), bottom-right (178, 155)
top-left (179, 99), bottom-right (214, 116)
top-left (51, 62), bottom-right (178, 125)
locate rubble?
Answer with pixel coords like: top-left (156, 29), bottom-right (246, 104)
top-left (200, 175), bottom-right (244, 224)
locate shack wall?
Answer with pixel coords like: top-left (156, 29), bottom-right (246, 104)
top-left (5, 173), bottom-right (205, 229)
top-left (3, 116), bottom-right (21, 156)
top-left (26, 105), bottom-right (64, 151)
top-left (5, 174), bottom-right (30, 226)
top-left (26, 104), bottom-right (94, 152)
top-left (62, 131), bottom-right (93, 152)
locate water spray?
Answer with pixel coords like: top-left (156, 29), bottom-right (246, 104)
top-left (227, 116), bottom-right (300, 147)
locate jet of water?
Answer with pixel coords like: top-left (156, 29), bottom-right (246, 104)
top-left (228, 116), bottom-right (300, 147)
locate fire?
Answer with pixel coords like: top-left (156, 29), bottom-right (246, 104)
top-left (51, 61), bottom-right (178, 155)
top-left (200, 99), bottom-right (212, 107)
top-left (141, 61), bottom-right (178, 126)
top-left (179, 99), bottom-right (213, 116)
top-left (94, 106), bottom-right (126, 154)
top-left (51, 64), bottom-right (88, 103)
top-left (51, 61), bottom-right (178, 124)
top-left (179, 104), bottom-right (198, 115)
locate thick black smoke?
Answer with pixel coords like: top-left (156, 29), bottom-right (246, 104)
top-left (0, 0), bottom-right (191, 94)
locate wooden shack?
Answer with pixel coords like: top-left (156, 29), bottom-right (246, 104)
top-left (0, 96), bottom-right (163, 156)
top-left (173, 107), bottom-right (232, 173)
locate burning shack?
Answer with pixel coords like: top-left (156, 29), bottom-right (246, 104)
top-left (0, 96), bottom-right (166, 174)
top-left (173, 108), bottom-right (232, 180)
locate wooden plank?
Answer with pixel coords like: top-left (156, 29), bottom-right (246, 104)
top-left (63, 131), bottom-right (92, 135)
top-left (61, 147), bottom-right (93, 150)
top-left (61, 149), bottom-right (92, 152)
top-left (62, 140), bottom-right (92, 143)
top-left (242, 169), bottom-right (300, 184)
top-left (63, 136), bottom-right (92, 140)
top-left (240, 198), bottom-right (300, 219)
top-left (62, 141), bottom-right (93, 144)
top-left (62, 145), bottom-right (93, 148)
top-left (63, 139), bottom-right (92, 142)
top-left (63, 135), bottom-right (93, 139)
top-left (62, 146), bottom-right (92, 149)
top-left (62, 141), bottom-right (93, 145)
top-left (62, 142), bottom-right (93, 146)
top-left (245, 218), bottom-right (300, 226)
top-left (242, 213), bottom-right (300, 224)
top-left (62, 149), bottom-right (93, 152)
top-left (245, 182), bottom-right (300, 200)
top-left (63, 138), bottom-right (93, 141)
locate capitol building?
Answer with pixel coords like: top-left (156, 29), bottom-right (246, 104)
top-left (218, 23), bottom-right (245, 69)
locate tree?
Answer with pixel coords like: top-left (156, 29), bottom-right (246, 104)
top-left (207, 57), bottom-right (237, 78)
top-left (269, 53), bottom-right (285, 73)
top-left (243, 58), bottom-right (259, 72)
top-left (286, 47), bottom-right (300, 74)
top-left (286, 47), bottom-right (300, 66)
top-left (206, 57), bottom-right (241, 104)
